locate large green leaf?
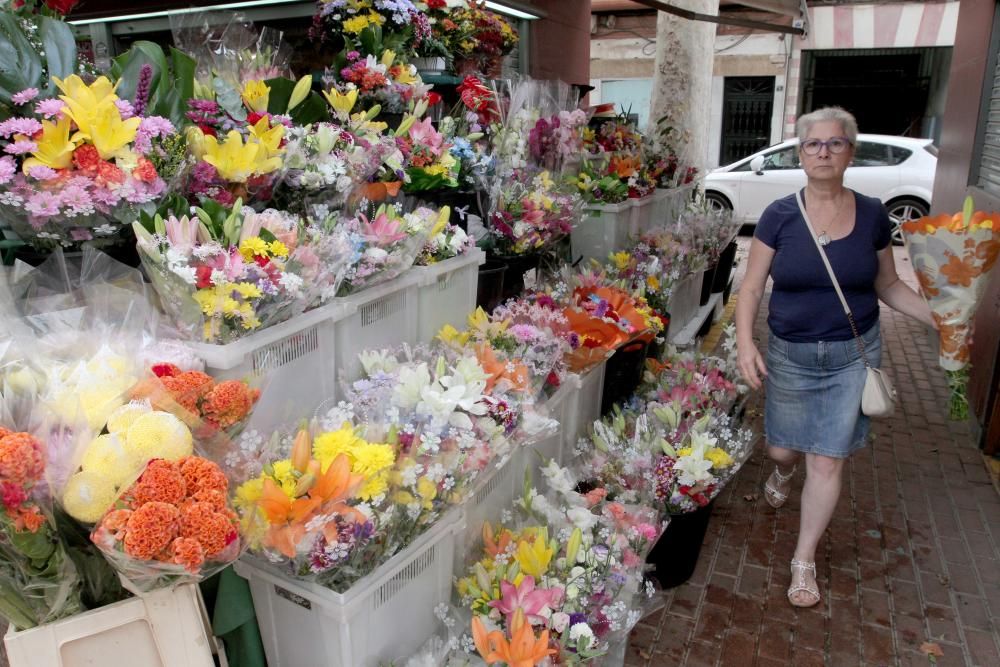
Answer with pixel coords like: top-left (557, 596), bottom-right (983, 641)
top-left (38, 16), bottom-right (75, 82)
top-left (0, 14), bottom-right (43, 103)
top-left (169, 47), bottom-right (196, 106)
top-left (263, 76), bottom-right (294, 115)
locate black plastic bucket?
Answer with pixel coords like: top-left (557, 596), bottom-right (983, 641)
top-left (711, 241), bottom-right (737, 293)
top-left (476, 260), bottom-right (507, 313)
top-left (645, 501), bottom-right (715, 588)
top-left (601, 339), bottom-right (649, 415)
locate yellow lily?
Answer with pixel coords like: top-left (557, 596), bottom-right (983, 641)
top-left (436, 324), bottom-right (471, 348)
top-left (393, 64), bottom-right (418, 86)
top-left (380, 50), bottom-right (397, 68)
top-left (22, 115), bottom-right (76, 172)
top-left (288, 75), bottom-right (313, 112)
top-left (241, 80), bottom-right (271, 114)
top-left (323, 87), bottom-right (359, 117)
top-left (185, 126), bottom-right (208, 159)
top-left (247, 116), bottom-right (286, 158)
top-left (54, 75), bottom-right (118, 113)
top-left (73, 101), bottom-right (141, 160)
top-left (515, 533), bottom-right (553, 578)
top-left (201, 130), bottom-right (282, 182)
top-left (429, 206), bottom-right (451, 239)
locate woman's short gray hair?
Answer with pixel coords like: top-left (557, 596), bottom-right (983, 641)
top-left (796, 107), bottom-right (858, 145)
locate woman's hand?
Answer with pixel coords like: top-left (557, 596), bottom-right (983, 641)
top-left (737, 339), bottom-right (768, 390)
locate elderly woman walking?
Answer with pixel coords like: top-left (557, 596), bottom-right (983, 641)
top-left (734, 107), bottom-right (935, 607)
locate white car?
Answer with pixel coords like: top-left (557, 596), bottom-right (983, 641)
top-left (704, 134), bottom-right (937, 242)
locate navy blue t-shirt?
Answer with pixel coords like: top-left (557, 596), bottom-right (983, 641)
top-left (754, 190), bottom-right (892, 342)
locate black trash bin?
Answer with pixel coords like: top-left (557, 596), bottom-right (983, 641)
top-left (601, 339), bottom-right (649, 415)
top-left (646, 501), bottom-right (715, 589)
top-left (476, 260), bottom-right (507, 313)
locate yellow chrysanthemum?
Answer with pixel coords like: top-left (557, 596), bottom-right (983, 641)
top-left (351, 443), bottom-right (395, 478)
top-left (234, 282), bottom-right (263, 299)
top-left (706, 447), bottom-right (734, 469)
top-left (417, 476), bottom-right (437, 506)
top-left (80, 433), bottom-right (133, 487)
top-left (313, 426), bottom-right (363, 473)
top-left (234, 477), bottom-right (264, 512)
top-left (239, 237), bottom-right (270, 261)
top-left (268, 240), bottom-right (289, 258)
top-left (125, 411), bottom-right (193, 466)
top-left (393, 490), bottom-right (415, 505)
top-left (359, 473), bottom-right (389, 502)
top-left (646, 274), bottom-right (660, 291)
top-left (611, 252), bottom-right (630, 270)
top-left (106, 400), bottom-right (153, 435)
top-left (62, 470), bottom-right (120, 523)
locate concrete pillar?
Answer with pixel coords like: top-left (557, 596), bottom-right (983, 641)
top-left (648, 0), bottom-right (720, 173)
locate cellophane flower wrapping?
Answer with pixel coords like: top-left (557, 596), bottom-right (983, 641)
top-left (453, 460), bottom-right (663, 665)
top-left (415, 213), bottom-right (475, 265)
top-left (902, 202), bottom-right (1000, 419)
top-left (486, 167), bottom-right (581, 257)
top-left (671, 199), bottom-right (739, 266)
top-left (0, 74), bottom-right (180, 250)
top-left (134, 201), bottom-right (345, 342)
top-left (337, 201), bottom-right (434, 294)
top-left (0, 425), bottom-right (85, 629)
top-left (323, 51), bottom-right (432, 116)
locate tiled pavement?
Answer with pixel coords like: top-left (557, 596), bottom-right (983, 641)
top-left (623, 244), bottom-right (1000, 666)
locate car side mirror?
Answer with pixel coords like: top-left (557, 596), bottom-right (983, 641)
top-left (750, 156), bottom-right (765, 174)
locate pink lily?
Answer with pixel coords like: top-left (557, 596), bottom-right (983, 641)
top-left (408, 117), bottom-right (444, 156)
top-left (204, 246), bottom-right (247, 282)
top-left (488, 576), bottom-right (563, 626)
top-left (164, 215), bottom-right (201, 249)
top-left (361, 212), bottom-right (408, 244)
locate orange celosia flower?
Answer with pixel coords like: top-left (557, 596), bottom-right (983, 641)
top-left (15, 506), bottom-right (46, 533)
top-left (0, 427), bottom-right (12, 440)
top-left (161, 371), bottom-right (214, 412)
top-left (179, 456), bottom-right (229, 496)
top-left (101, 508), bottom-right (132, 541)
top-left (192, 488), bottom-right (228, 512)
top-left (0, 432), bottom-right (45, 486)
top-left (123, 501), bottom-right (180, 560)
top-left (130, 459), bottom-right (187, 507)
top-left (171, 536), bottom-right (206, 573)
top-left (201, 380), bottom-right (259, 429)
top-left (179, 501), bottom-right (235, 558)
top-left (472, 609), bottom-right (556, 667)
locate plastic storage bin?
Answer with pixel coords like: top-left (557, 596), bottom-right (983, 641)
top-left (413, 249), bottom-right (486, 342)
top-left (524, 374), bottom-right (580, 473)
top-left (460, 449), bottom-right (527, 551)
top-left (667, 273), bottom-right (702, 334)
top-left (185, 304), bottom-right (346, 434)
top-left (333, 273), bottom-right (420, 390)
top-left (4, 584), bottom-right (220, 667)
top-left (563, 360), bottom-right (607, 460)
top-left (571, 201), bottom-right (635, 264)
top-left (652, 185), bottom-right (694, 229)
top-left (235, 511), bottom-right (463, 667)
top-left (630, 195), bottom-right (655, 235)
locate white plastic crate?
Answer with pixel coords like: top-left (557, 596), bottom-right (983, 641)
top-left (563, 360), bottom-right (607, 459)
top-left (605, 639), bottom-right (627, 666)
top-left (652, 185), bottom-right (694, 230)
top-left (630, 195), bottom-right (655, 235)
top-left (571, 201), bottom-right (636, 264)
top-left (183, 304), bottom-right (346, 434)
top-left (412, 249), bottom-right (486, 343)
top-left (333, 273), bottom-right (420, 391)
top-left (459, 448), bottom-right (527, 551)
top-left (667, 273), bottom-right (703, 335)
top-left (4, 584), bottom-right (220, 667)
top-left (235, 512), bottom-right (462, 667)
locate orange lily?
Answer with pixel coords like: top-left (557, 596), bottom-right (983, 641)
top-left (476, 343), bottom-right (530, 393)
top-left (472, 609), bottom-right (557, 667)
top-left (483, 522), bottom-right (513, 560)
top-left (608, 154), bottom-right (640, 179)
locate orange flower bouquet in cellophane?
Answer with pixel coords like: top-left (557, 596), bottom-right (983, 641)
top-left (902, 196), bottom-right (1000, 419)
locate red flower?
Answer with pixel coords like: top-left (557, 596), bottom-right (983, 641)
top-left (197, 124), bottom-right (218, 138)
top-left (195, 265), bottom-right (213, 289)
top-left (151, 363), bottom-right (182, 378)
top-left (97, 160), bottom-right (125, 185)
top-left (246, 112), bottom-right (267, 127)
top-left (0, 481), bottom-right (27, 512)
top-left (133, 157), bottom-right (158, 183)
top-left (546, 371), bottom-right (560, 389)
top-left (45, 0), bottom-right (79, 14)
top-left (72, 144), bottom-right (100, 172)
top-left (427, 0), bottom-right (446, 8)
top-left (425, 91), bottom-right (442, 108)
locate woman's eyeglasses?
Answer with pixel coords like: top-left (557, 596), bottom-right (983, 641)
top-left (800, 137), bottom-right (852, 155)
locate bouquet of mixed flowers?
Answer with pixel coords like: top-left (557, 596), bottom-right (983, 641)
top-left (583, 116), bottom-right (642, 156)
top-left (644, 120), bottom-right (698, 189)
top-left (415, 207), bottom-right (475, 264)
top-left (0, 427), bottom-right (84, 629)
top-left (311, 0), bottom-right (422, 57)
top-left (903, 197), bottom-right (1000, 419)
top-left (0, 74), bottom-right (179, 249)
top-left (446, 0), bottom-right (519, 75)
top-left (400, 116), bottom-right (459, 192)
top-left (528, 109), bottom-right (589, 176)
top-left (673, 200), bottom-right (738, 268)
top-left (574, 159), bottom-right (629, 205)
top-left (134, 198), bottom-right (350, 342)
top-left (486, 169), bottom-right (581, 256)
top-left (605, 238), bottom-right (685, 320)
top-left (337, 202), bottom-right (435, 294)
top-left (570, 271), bottom-right (663, 344)
top-left (325, 49), bottom-right (431, 115)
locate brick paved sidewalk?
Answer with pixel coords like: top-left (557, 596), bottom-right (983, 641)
top-left (625, 244), bottom-right (1000, 667)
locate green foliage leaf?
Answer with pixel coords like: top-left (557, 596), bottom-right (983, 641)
top-left (0, 13), bottom-right (43, 103)
top-left (213, 76), bottom-right (246, 122)
top-left (38, 16), bottom-right (75, 83)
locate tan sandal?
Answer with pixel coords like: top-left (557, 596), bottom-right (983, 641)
top-left (788, 559), bottom-right (821, 608)
top-left (764, 465), bottom-right (796, 508)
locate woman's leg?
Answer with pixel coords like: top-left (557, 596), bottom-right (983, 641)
top-left (789, 452), bottom-right (845, 605)
top-left (767, 444), bottom-right (799, 473)
top-left (763, 445), bottom-right (800, 507)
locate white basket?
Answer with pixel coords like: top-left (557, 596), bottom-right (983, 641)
top-left (630, 195), bottom-right (656, 235)
top-left (563, 360), bottom-right (607, 459)
top-left (667, 273), bottom-right (703, 334)
top-left (333, 273), bottom-right (420, 391)
top-left (235, 512), bottom-right (462, 667)
top-left (412, 249), bottom-right (486, 343)
top-left (653, 185), bottom-right (694, 230)
top-left (182, 304), bottom-right (347, 435)
top-left (459, 449), bottom-right (528, 552)
top-left (524, 374), bottom-right (580, 473)
top-left (4, 584), bottom-right (220, 667)
top-left (571, 201), bottom-right (636, 264)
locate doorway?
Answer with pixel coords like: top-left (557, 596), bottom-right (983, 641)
top-left (719, 76), bottom-right (775, 166)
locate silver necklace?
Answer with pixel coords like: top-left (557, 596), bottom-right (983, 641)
top-left (812, 191), bottom-right (846, 246)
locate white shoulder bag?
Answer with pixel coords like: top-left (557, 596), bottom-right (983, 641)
top-left (795, 191), bottom-right (897, 418)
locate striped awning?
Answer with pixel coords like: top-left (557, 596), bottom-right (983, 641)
top-left (802, 1), bottom-right (959, 50)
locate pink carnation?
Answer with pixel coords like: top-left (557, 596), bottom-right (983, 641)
top-left (24, 191), bottom-right (61, 218)
top-left (34, 99), bottom-right (65, 119)
top-left (0, 157), bottom-right (16, 185)
top-left (4, 139), bottom-right (37, 155)
top-left (27, 166), bottom-right (58, 181)
top-left (0, 118), bottom-right (42, 138)
top-left (11, 88), bottom-right (39, 105)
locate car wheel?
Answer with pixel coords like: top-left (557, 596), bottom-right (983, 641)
top-left (706, 192), bottom-right (732, 215)
top-left (886, 198), bottom-right (928, 245)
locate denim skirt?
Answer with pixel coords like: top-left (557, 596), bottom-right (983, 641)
top-left (764, 324), bottom-right (881, 458)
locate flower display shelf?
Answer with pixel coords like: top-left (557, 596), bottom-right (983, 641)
top-left (562, 359), bottom-right (608, 461)
top-left (525, 373), bottom-right (581, 478)
top-left (3, 584), bottom-right (221, 667)
top-left (458, 448), bottom-right (528, 553)
top-left (184, 303), bottom-right (348, 435)
top-left (412, 249), bottom-right (486, 343)
top-left (571, 201), bottom-right (636, 264)
top-left (668, 285), bottom-right (729, 349)
top-left (630, 194), bottom-right (656, 235)
top-left (332, 272), bottom-right (421, 392)
top-left (652, 184), bottom-right (696, 230)
top-left (665, 272), bottom-right (703, 341)
top-left (235, 511), bottom-right (463, 667)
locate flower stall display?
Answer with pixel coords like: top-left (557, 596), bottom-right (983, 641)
top-left (133, 199), bottom-right (340, 342)
top-left (0, 427), bottom-right (85, 629)
top-left (446, 1), bottom-right (519, 77)
top-left (89, 455), bottom-right (243, 592)
top-left (902, 197), bottom-right (1000, 419)
top-left (337, 201), bottom-right (435, 294)
top-left (401, 116), bottom-right (459, 192)
top-left (415, 207), bottom-right (475, 265)
top-left (311, 0), bottom-right (422, 58)
top-left (486, 169), bottom-right (581, 258)
top-left (0, 75), bottom-right (179, 250)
